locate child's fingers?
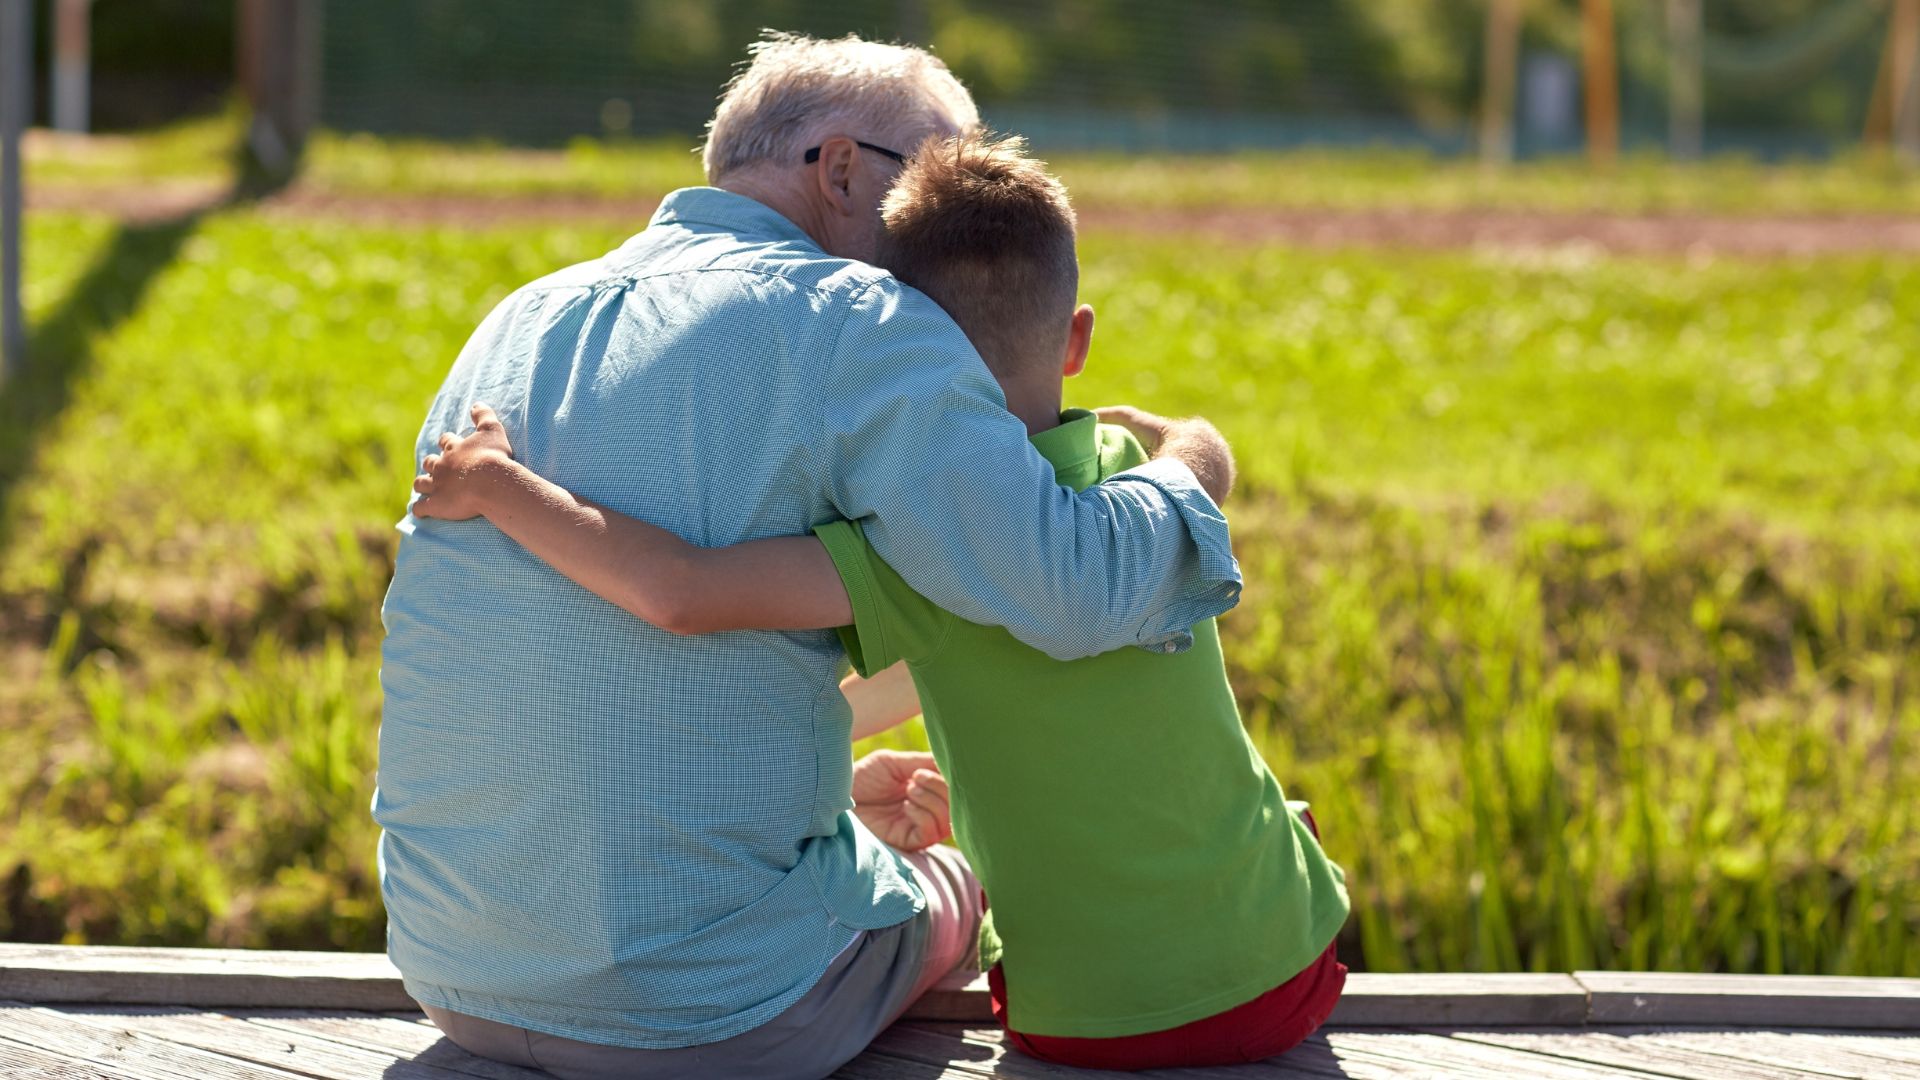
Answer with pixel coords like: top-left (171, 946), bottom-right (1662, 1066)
top-left (412, 494), bottom-right (441, 518)
top-left (904, 780), bottom-right (951, 842)
top-left (472, 403), bottom-right (501, 429)
top-left (906, 786), bottom-right (949, 826)
top-left (908, 769), bottom-right (948, 802)
top-left (438, 431), bottom-right (458, 453)
top-left (421, 453), bottom-right (442, 473)
top-left (900, 800), bottom-right (941, 850)
top-left (413, 473), bottom-right (435, 495)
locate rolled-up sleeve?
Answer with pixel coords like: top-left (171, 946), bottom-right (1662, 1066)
top-left (820, 280), bottom-right (1241, 661)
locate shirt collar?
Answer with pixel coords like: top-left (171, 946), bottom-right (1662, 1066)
top-left (1027, 408), bottom-right (1101, 490)
top-left (648, 187), bottom-right (819, 250)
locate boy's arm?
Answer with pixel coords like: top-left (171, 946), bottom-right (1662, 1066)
top-left (413, 405), bottom-right (851, 635)
top-left (842, 662), bottom-right (922, 741)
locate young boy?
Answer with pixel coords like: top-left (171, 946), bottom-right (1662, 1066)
top-left (411, 134), bottom-right (1349, 1069)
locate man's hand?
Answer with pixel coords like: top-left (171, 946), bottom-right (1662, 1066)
top-left (851, 749), bottom-right (951, 852)
top-left (413, 404), bottom-right (517, 521)
top-left (1095, 405), bottom-right (1236, 506)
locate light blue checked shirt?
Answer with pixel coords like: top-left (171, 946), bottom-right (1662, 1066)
top-left (376, 188), bottom-right (1241, 1049)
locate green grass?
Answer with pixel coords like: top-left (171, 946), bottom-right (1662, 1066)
top-left (27, 111), bottom-right (245, 189)
top-left (2, 195), bottom-right (1915, 973)
top-left (31, 110), bottom-right (1920, 214)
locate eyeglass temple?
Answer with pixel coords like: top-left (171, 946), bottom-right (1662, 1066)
top-left (803, 141), bottom-right (907, 165)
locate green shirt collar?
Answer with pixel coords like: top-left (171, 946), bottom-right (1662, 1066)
top-left (1028, 409), bottom-right (1101, 490)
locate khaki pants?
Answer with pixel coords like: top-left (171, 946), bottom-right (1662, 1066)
top-left (424, 844), bottom-right (981, 1080)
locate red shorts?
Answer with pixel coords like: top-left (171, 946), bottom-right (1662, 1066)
top-left (987, 811), bottom-right (1347, 1071)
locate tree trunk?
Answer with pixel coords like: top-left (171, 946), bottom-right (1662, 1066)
top-left (1583, 0), bottom-right (1620, 168)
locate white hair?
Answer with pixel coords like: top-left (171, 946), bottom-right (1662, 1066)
top-left (702, 31), bottom-right (980, 183)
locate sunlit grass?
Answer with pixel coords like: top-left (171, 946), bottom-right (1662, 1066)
top-left (27, 110), bottom-right (244, 190)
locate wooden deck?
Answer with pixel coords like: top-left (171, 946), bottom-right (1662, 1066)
top-left (3, 945), bottom-right (1919, 1078)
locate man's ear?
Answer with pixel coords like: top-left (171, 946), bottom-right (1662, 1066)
top-left (810, 136), bottom-right (861, 217)
top-left (1061, 304), bottom-right (1095, 378)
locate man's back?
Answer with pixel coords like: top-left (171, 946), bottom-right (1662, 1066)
top-left (377, 190), bottom-right (922, 1049)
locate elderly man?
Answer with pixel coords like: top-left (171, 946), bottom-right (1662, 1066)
top-left (376, 32), bottom-right (1238, 1080)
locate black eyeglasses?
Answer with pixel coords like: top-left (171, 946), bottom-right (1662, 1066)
top-left (803, 141), bottom-right (908, 166)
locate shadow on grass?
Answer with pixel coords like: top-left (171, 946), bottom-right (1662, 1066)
top-left (0, 155), bottom-right (295, 557)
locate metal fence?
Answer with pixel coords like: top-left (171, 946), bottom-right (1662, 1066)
top-left (316, 0), bottom-right (1904, 158)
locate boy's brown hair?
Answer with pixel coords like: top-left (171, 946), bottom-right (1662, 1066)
top-left (875, 133), bottom-right (1078, 379)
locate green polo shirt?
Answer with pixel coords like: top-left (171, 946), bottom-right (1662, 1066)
top-left (815, 409), bottom-right (1349, 1039)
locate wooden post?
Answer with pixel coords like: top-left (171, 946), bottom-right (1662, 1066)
top-left (1583, 0), bottom-right (1620, 168)
top-left (237, 0), bottom-right (322, 178)
top-left (1666, 0), bottom-right (1701, 160)
top-left (0, 0), bottom-right (29, 382)
top-left (1480, 0), bottom-right (1522, 167)
top-left (1866, 14), bottom-right (1895, 148)
top-left (1896, 0), bottom-right (1920, 161)
top-left (52, 0), bottom-right (89, 134)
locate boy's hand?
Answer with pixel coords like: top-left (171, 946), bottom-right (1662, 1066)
top-left (412, 403), bottom-right (517, 521)
top-left (1093, 405), bottom-right (1172, 452)
top-left (1095, 405), bottom-right (1236, 506)
top-left (851, 750), bottom-right (951, 852)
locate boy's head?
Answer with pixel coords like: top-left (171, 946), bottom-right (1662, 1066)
top-left (875, 133), bottom-right (1094, 403)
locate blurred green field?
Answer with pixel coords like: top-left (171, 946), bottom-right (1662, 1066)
top-left (31, 111), bottom-right (1920, 214)
top-left (3, 138), bottom-right (1917, 975)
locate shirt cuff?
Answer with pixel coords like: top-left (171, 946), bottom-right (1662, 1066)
top-left (1109, 457), bottom-right (1243, 654)
top-left (813, 520), bottom-right (897, 676)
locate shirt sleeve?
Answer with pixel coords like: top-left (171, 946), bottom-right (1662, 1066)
top-left (813, 520), bottom-right (952, 677)
top-left (819, 279), bottom-right (1242, 662)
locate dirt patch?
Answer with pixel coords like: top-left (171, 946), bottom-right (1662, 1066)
top-left (30, 182), bottom-right (1920, 256)
top-left (1087, 205), bottom-right (1920, 257)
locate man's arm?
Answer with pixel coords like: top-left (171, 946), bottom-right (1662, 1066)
top-left (413, 405), bottom-right (852, 635)
top-left (822, 282), bottom-right (1241, 662)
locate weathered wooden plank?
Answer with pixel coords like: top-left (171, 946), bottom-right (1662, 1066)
top-left (875, 1020), bottom-right (1534, 1080)
top-left (0, 945), bottom-right (417, 1011)
top-left (831, 1053), bottom-right (981, 1080)
top-left (1576, 971), bottom-right (1920, 1029)
top-left (236, 1010), bottom-right (450, 1053)
top-left (238, 1011), bottom-right (547, 1080)
top-left (1450, 1027), bottom-right (1843, 1079)
top-left (871, 1021), bottom-right (1361, 1079)
top-left (0, 1004), bottom-right (307, 1080)
top-left (910, 972), bottom-right (992, 1022)
top-left (1330, 973), bottom-right (1590, 1027)
top-left (1621, 1027), bottom-right (1920, 1079)
top-left (1804, 1030), bottom-right (1920, 1068)
top-left (62, 1005), bottom-right (479, 1080)
top-left (0, 944), bottom-right (982, 1021)
top-left (865, 1023), bottom-right (1131, 1078)
top-left (0, 1034), bottom-right (142, 1080)
top-left (1329, 1029), bottom-right (1675, 1078)
top-left (1255, 1034), bottom-right (1451, 1080)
